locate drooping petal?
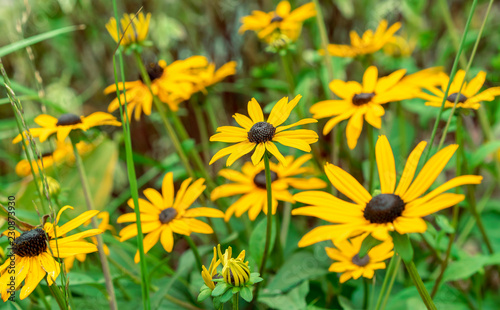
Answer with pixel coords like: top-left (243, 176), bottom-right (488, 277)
top-left (375, 135), bottom-right (396, 194)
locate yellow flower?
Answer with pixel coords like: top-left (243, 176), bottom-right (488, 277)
top-left (105, 12), bottom-right (151, 46)
top-left (418, 69), bottom-right (500, 109)
top-left (323, 20), bottom-right (400, 58)
top-left (212, 154), bottom-right (326, 221)
top-left (217, 244), bottom-right (250, 287)
top-left (191, 60), bottom-right (237, 94)
top-left (239, 1), bottom-right (316, 42)
top-left (105, 58), bottom-right (204, 119)
top-left (15, 141), bottom-right (92, 177)
top-left (117, 172), bottom-right (224, 262)
top-left (383, 35), bottom-right (415, 57)
top-left (201, 247), bottom-right (221, 290)
top-left (292, 135), bottom-right (482, 246)
top-left (209, 95), bottom-right (318, 167)
top-left (12, 112), bottom-right (121, 144)
top-left (326, 234), bottom-right (393, 283)
top-left (0, 206), bottom-right (102, 301)
top-left (310, 66), bottom-right (415, 149)
top-left (64, 212), bottom-right (113, 272)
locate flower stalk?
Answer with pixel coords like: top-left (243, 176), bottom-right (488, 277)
top-left (71, 138), bottom-right (117, 310)
top-left (259, 151), bottom-right (274, 278)
top-left (185, 235), bottom-right (203, 273)
top-left (404, 260), bottom-right (437, 310)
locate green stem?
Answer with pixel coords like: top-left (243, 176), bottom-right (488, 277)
top-left (437, 0), bottom-right (468, 68)
top-left (363, 278), bottom-right (370, 310)
top-left (422, 0), bottom-right (478, 162)
top-left (111, 4), bottom-right (151, 309)
top-left (71, 139), bottom-right (117, 310)
top-left (367, 125), bottom-right (375, 193)
top-left (380, 256), bottom-right (401, 310)
top-left (233, 292), bottom-right (239, 310)
top-left (259, 152), bottom-right (274, 277)
top-left (404, 260), bottom-right (437, 310)
top-left (48, 283), bottom-right (67, 310)
top-left (184, 235), bottom-right (203, 273)
top-left (375, 254), bottom-right (397, 310)
top-left (280, 53), bottom-right (295, 95)
top-left (191, 96), bottom-right (210, 164)
top-left (36, 285), bottom-right (52, 310)
top-left (280, 202), bottom-right (291, 247)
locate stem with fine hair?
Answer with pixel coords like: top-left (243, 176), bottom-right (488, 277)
top-left (184, 235), bottom-right (203, 273)
top-left (422, 0), bottom-right (478, 163)
top-left (71, 138), bottom-right (117, 310)
top-left (404, 260), bottom-right (437, 310)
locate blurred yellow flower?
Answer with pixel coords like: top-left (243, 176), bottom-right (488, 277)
top-left (310, 66), bottom-right (416, 149)
top-left (418, 69), bottom-right (500, 109)
top-left (383, 35), bottom-right (415, 57)
top-left (292, 135), bottom-right (482, 246)
top-left (12, 112), bottom-right (121, 144)
top-left (212, 154), bottom-right (326, 221)
top-left (239, 1), bottom-right (316, 43)
top-left (326, 234), bottom-right (393, 283)
top-left (15, 141), bottom-right (92, 177)
top-left (106, 12), bottom-right (151, 46)
top-left (117, 172), bottom-right (224, 262)
top-left (323, 20), bottom-right (400, 58)
top-left (210, 95), bottom-right (318, 167)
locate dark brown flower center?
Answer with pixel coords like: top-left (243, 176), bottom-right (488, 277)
top-left (159, 207), bottom-right (178, 224)
top-left (352, 92), bottom-right (375, 106)
top-left (352, 253), bottom-right (370, 267)
top-left (56, 113), bottom-right (82, 126)
top-left (363, 194), bottom-right (405, 224)
top-left (271, 15), bottom-right (283, 23)
top-left (247, 122), bottom-right (276, 143)
top-left (12, 228), bottom-right (48, 257)
top-left (139, 62), bottom-right (165, 82)
top-left (446, 92), bottom-right (468, 103)
top-left (253, 170), bottom-right (278, 189)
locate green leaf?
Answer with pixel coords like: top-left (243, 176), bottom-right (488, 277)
top-left (470, 140), bottom-right (500, 168)
top-left (391, 232), bottom-right (414, 263)
top-left (212, 282), bottom-right (229, 297)
top-left (198, 288), bottom-right (212, 302)
top-left (220, 288), bottom-right (233, 303)
top-left (249, 217), bottom-right (277, 265)
top-left (259, 280), bottom-right (310, 310)
top-left (266, 252), bottom-right (329, 292)
top-left (358, 234), bottom-right (383, 258)
top-left (441, 253), bottom-right (500, 282)
top-left (0, 25), bottom-right (83, 58)
top-left (337, 296), bottom-right (356, 310)
top-left (240, 286), bottom-right (253, 302)
top-left (435, 214), bottom-right (454, 234)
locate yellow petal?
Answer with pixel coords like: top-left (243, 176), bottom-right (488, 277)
top-left (375, 135), bottom-right (396, 194)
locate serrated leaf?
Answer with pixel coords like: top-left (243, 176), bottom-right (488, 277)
top-left (391, 232), bottom-right (414, 263)
top-left (240, 286), bottom-right (253, 302)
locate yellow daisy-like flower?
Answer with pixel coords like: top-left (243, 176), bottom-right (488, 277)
top-left (64, 212), bottom-right (113, 272)
top-left (326, 234), bottom-right (393, 283)
top-left (310, 66), bottom-right (416, 149)
top-left (212, 154), bottom-right (326, 221)
top-left (105, 57), bottom-right (206, 119)
top-left (201, 247), bottom-right (221, 290)
top-left (418, 69), bottom-right (500, 110)
top-left (239, 1), bottom-right (316, 42)
top-left (15, 141), bottom-right (92, 177)
top-left (217, 244), bottom-right (250, 287)
top-left (323, 20), bottom-right (401, 58)
top-left (117, 172), bottom-right (224, 262)
top-left (209, 95), bottom-right (318, 167)
top-left (12, 112), bottom-right (121, 144)
top-left (191, 60), bottom-right (237, 94)
top-left (105, 12), bottom-right (151, 46)
top-left (383, 35), bottom-right (415, 57)
top-left (292, 135), bottom-right (483, 246)
top-left (0, 206), bottom-right (102, 301)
